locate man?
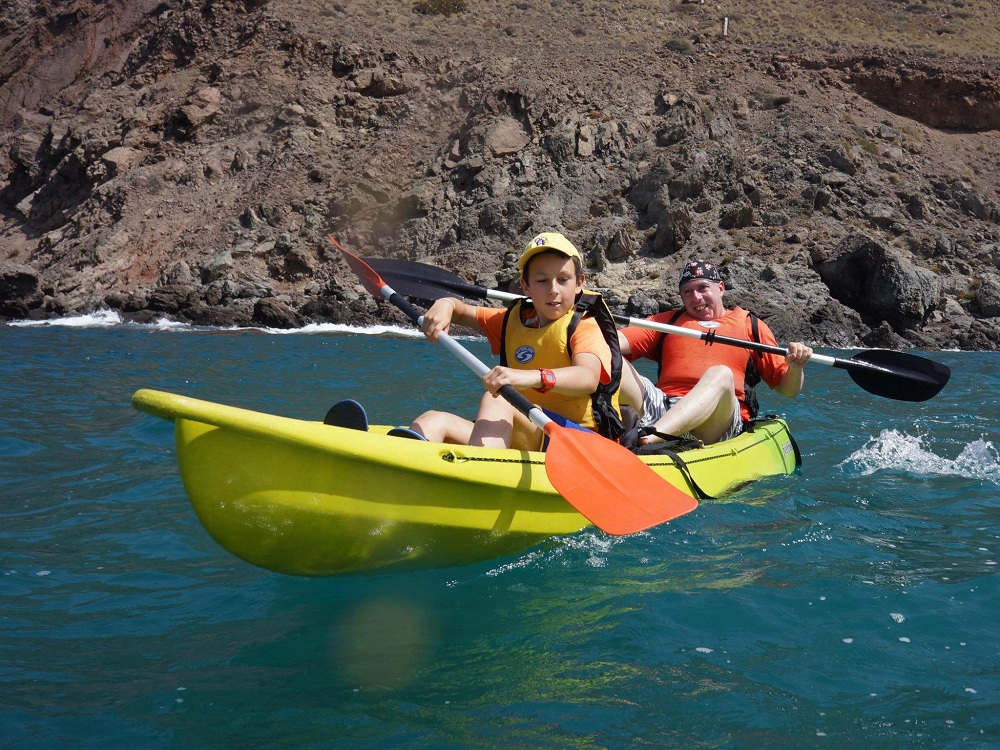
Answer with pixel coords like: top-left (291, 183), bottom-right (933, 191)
top-left (619, 259), bottom-right (813, 445)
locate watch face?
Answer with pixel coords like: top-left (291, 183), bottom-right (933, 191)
top-left (541, 369), bottom-right (556, 388)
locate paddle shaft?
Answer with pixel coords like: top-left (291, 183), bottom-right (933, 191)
top-left (375, 283), bottom-right (555, 433)
top-left (415, 281), bottom-right (864, 367)
top-left (369, 262), bottom-right (944, 388)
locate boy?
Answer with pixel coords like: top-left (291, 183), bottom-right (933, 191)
top-left (410, 232), bottom-right (620, 450)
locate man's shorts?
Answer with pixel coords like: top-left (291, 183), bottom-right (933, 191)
top-left (636, 374), bottom-right (743, 442)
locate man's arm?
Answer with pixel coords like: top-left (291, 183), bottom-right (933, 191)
top-left (773, 342), bottom-right (813, 398)
top-left (618, 330), bottom-right (633, 358)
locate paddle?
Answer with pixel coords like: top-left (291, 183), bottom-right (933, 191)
top-left (329, 236), bottom-right (699, 535)
top-left (362, 256), bottom-right (951, 403)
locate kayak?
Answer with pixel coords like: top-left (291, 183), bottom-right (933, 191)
top-left (132, 388), bottom-right (801, 576)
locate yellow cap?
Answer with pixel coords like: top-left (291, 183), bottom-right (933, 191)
top-left (517, 232), bottom-right (582, 273)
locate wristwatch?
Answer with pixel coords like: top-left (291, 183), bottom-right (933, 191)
top-left (534, 368), bottom-right (556, 394)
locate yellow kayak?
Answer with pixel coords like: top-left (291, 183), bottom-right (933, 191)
top-left (132, 389), bottom-right (800, 576)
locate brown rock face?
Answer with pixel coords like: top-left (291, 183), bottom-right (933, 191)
top-left (1, 1), bottom-right (999, 351)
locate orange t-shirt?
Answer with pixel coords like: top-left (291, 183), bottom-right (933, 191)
top-left (622, 307), bottom-right (788, 422)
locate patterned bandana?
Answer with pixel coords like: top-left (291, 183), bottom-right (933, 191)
top-left (678, 260), bottom-right (722, 289)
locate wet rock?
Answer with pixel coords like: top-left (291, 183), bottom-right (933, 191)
top-left (862, 321), bottom-right (910, 349)
top-left (146, 283), bottom-right (200, 313)
top-left (184, 304), bottom-right (251, 327)
top-left (252, 298), bottom-right (305, 329)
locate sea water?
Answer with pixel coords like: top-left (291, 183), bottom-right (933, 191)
top-left (2, 314), bottom-right (999, 749)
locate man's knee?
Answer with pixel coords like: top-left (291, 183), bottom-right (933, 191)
top-left (703, 364), bottom-right (735, 390)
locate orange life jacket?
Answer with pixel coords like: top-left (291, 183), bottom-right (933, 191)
top-left (650, 307), bottom-right (764, 422)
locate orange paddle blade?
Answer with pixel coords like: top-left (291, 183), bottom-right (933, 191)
top-left (543, 426), bottom-right (698, 535)
top-left (330, 235), bottom-right (386, 297)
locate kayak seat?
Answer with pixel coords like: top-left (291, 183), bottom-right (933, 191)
top-left (386, 427), bottom-right (428, 441)
top-left (323, 399), bottom-right (369, 431)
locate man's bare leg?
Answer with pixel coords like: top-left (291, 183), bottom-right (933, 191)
top-left (642, 365), bottom-right (740, 445)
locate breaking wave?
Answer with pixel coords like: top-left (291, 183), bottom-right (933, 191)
top-left (6, 309), bottom-right (425, 338)
top-left (8, 309), bottom-right (127, 328)
top-left (841, 429), bottom-right (1000, 485)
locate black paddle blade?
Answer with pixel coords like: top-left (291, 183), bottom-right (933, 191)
top-left (841, 349), bottom-right (951, 402)
top-left (362, 257), bottom-right (483, 303)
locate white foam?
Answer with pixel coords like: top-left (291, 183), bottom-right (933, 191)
top-left (8, 309), bottom-right (123, 328)
top-left (6, 311), bottom-right (451, 340)
top-left (265, 322), bottom-right (424, 338)
top-left (841, 429), bottom-right (1000, 485)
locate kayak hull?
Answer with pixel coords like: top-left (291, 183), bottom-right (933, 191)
top-left (133, 389), bottom-right (800, 576)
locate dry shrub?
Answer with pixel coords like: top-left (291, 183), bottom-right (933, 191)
top-left (413, 0), bottom-right (467, 15)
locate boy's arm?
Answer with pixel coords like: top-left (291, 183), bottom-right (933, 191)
top-left (481, 354), bottom-right (601, 396)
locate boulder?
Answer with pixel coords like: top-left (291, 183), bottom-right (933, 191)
top-left (0, 260), bottom-right (39, 302)
top-left (485, 117), bottom-right (530, 157)
top-left (100, 147), bottom-right (142, 177)
top-left (146, 283), bottom-right (199, 313)
top-left (974, 275), bottom-right (1000, 317)
top-left (651, 205), bottom-right (692, 256)
top-left (814, 232), bottom-right (940, 331)
top-left (252, 298), bottom-right (305, 329)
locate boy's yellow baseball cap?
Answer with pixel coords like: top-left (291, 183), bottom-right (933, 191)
top-left (517, 232), bottom-right (582, 273)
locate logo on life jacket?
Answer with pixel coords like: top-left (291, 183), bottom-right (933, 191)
top-left (514, 345), bottom-right (536, 364)
top-left (698, 320), bottom-right (721, 329)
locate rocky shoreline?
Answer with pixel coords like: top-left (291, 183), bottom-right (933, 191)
top-left (1, 0), bottom-right (998, 350)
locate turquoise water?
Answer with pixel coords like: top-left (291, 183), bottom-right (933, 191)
top-left (2, 316), bottom-right (999, 749)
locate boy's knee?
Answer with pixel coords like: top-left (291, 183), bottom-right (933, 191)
top-left (411, 410), bottom-right (444, 429)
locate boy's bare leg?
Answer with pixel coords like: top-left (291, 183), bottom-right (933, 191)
top-left (410, 411), bottom-right (475, 444)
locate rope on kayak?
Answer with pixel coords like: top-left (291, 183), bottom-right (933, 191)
top-left (440, 447), bottom-right (710, 502)
top-left (442, 452), bottom-right (544, 465)
top-left (639, 449), bottom-right (712, 499)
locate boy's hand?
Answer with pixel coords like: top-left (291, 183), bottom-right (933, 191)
top-left (421, 298), bottom-right (458, 342)
top-left (482, 366), bottom-right (537, 396)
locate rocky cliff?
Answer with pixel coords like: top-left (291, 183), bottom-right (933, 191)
top-left (2, 0), bottom-right (999, 349)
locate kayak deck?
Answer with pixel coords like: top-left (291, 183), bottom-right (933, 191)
top-left (133, 389), bottom-right (800, 575)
